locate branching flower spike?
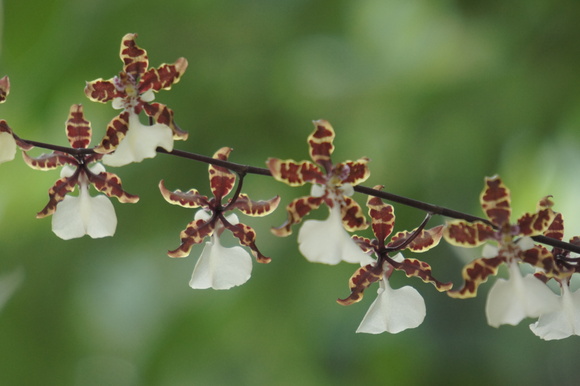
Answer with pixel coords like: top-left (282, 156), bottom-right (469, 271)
top-left (22, 104), bottom-right (139, 239)
top-left (268, 120), bottom-right (370, 265)
top-left (159, 147), bottom-right (280, 290)
top-left (85, 33), bottom-right (188, 166)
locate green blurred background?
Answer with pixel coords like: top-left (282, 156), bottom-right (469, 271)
top-left (2, 0), bottom-right (580, 385)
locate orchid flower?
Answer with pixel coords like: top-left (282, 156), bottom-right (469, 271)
top-left (338, 188), bottom-right (451, 334)
top-left (0, 76), bottom-right (33, 164)
top-left (267, 120), bottom-right (370, 264)
top-left (159, 147), bottom-right (280, 289)
top-left (22, 105), bottom-right (139, 239)
top-left (85, 33), bottom-right (188, 166)
top-left (444, 176), bottom-right (559, 327)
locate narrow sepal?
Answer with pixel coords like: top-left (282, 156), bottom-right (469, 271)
top-left (443, 220), bottom-right (496, 247)
top-left (225, 221), bottom-right (271, 263)
top-left (340, 158), bottom-right (371, 185)
top-left (521, 245), bottom-right (565, 280)
top-left (341, 196), bottom-right (368, 231)
top-left (366, 189), bottom-right (395, 244)
top-left (88, 171), bottom-right (139, 203)
top-left (308, 120), bottom-right (335, 167)
top-left (544, 212), bottom-right (564, 241)
top-left (120, 33), bottom-right (149, 79)
top-left (139, 58), bottom-right (188, 93)
top-left (271, 196), bottom-right (324, 236)
top-left (159, 180), bottom-right (209, 208)
top-left (22, 151), bottom-right (75, 170)
top-left (208, 147), bottom-right (236, 201)
top-left (168, 219), bottom-right (215, 258)
top-left (231, 193), bottom-right (280, 217)
top-left (480, 175), bottom-right (511, 226)
top-left (94, 111), bottom-right (130, 154)
top-left (389, 258), bottom-right (452, 292)
top-left (0, 76), bottom-right (9, 103)
top-left (142, 102), bottom-right (188, 140)
top-left (267, 158), bottom-right (324, 186)
top-left (388, 225), bottom-right (445, 252)
top-left (447, 256), bottom-right (504, 298)
top-left (352, 235), bottom-right (375, 254)
top-left (517, 203), bottom-right (555, 236)
top-left (66, 104), bottom-right (92, 149)
top-left (36, 176), bottom-right (78, 218)
top-left (337, 263), bottom-right (383, 306)
top-left (84, 78), bottom-right (120, 103)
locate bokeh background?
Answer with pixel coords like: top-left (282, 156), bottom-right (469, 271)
top-left (2, 0), bottom-right (580, 385)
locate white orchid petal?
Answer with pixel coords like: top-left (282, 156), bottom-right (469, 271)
top-left (482, 244), bottom-right (499, 258)
top-left (0, 131), bottom-right (17, 164)
top-left (88, 162), bottom-right (106, 175)
top-left (485, 262), bottom-right (559, 327)
top-left (340, 183), bottom-right (354, 197)
top-left (189, 235), bottom-right (253, 290)
top-left (530, 284), bottom-right (580, 340)
top-left (356, 279), bottom-right (426, 334)
top-left (298, 205), bottom-right (371, 265)
top-left (310, 184), bottom-right (325, 197)
top-left (140, 89), bottom-right (156, 102)
top-left (111, 98), bottom-right (125, 110)
top-left (84, 195), bottom-right (117, 238)
top-left (517, 236), bottom-right (535, 251)
top-left (103, 113), bottom-right (173, 167)
top-left (194, 209), bottom-right (212, 222)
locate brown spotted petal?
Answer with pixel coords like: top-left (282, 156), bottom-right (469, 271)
top-left (159, 180), bottom-right (209, 208)
top-left (366, 191), bottom-right (395, 245)
top-left (208, 147), bottom-right (236, 201)
top-left (517, 206), bottom-right (555, 237)
top-left (230, 193), bottom-right (280, 217)
top-left (443, 220), bottom-right (496, 247)
top-left (480, 175), bottom-right (511, 227)
top-left (94, 111), bottom-right (130, 154)
top-left (139, 58), bottom-right (188, 93)
top-left (337, 263), bottom-right (383, 306)
top-left (388, 225), bottom-right (445, 253)
top-left (267, 158), bottom-right (324, 186)
top-left (521, 245), bottom-right (566, 280)
top-left (389, 258), bottom-right (452, 292)
top-left (168, 219), bottom-right (215, 258)
top-left (224, 221), bottom-right (271, 263)
top-left (88, 171), bottom-right (139, 203)
top-left (36, 175), bottom-right (79, 218)
top-left (22, 151), bottom-right (76, 171)
top-left (120, 33), bottom-right (149, 79)
top-left (340, 158), bottom-right (371, 185)
top-left (352, 235), bottom-right (375, 254)
top-left (271, 195), bottom-right (324, 236)
top-left (0, 76), bottom-right (9, 103)
top-left (308, 120), bottom-right (335, 167)
top-left (66, 104), bottom-right (92, 149)
top-left (447, 256), bottom-right (504, 298)
top-left (544, 212), bottom-right (564, 241)
top-left (84, 78), bottom-right (122, 103)
top-left (340, 196), bottom-right (368, 231)
top-left (142, 102), bottom-right (188, 140)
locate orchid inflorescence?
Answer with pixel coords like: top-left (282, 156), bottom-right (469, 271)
top-left (2, 34), bottom-right (580, 339)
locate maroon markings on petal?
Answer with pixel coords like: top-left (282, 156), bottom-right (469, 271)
top-left (480, 176), bottom-right (511, 226)
top-left (139, 58), bottom-right (188, 93)
top-left (443, 220), bottom-right (495, 247)
top-left (22, 151), bottom-right (76, 171)
top-left (159, 180), bottom-right (209, 208)
top-left (231, 193), bottom-right (280, 217)
top-left (65, 104), bottom-right (92, 149)
top-left (366, 189), bottom-right (395, 244)
top-left (94, 112), bottom-right (130, 154)
top-left (544, 212), bottom-right (564, 241)
top-left (341, 196), bottom-right (368, 231)
top-left (84, 78), bottom-right (121, 103)
top-left (267, 158), bottom-right (323, 186)
top-left (308, 120), bottom-right (335, 167)
top-left (447, 256), bottom-right (503, 298)
top-left (208, 147), bottom-right (236, 201)
top-left (168, 219), bottom-right (214, 258)
top-left (271, 196), bottom-right (324, 236)
top-left (521, 245), bottom-right (564, 280)
top-left (340, 158), bottom-right (370, 185)
top-left (389, 225), bottom-right (445, 253)
top-left (337, 263), bottom-right (383, 306)
top-left (88, 171), bottom-right (139, 203)
top-left (517, 207), bottom-right (556, 237)
top-left (36, 175), bottom-right (78, 218)
top-left (0, 76), bottom-right (10, 103)
top-left (142, 102), bottom-right (188, 140)
top-left (352, 235), bottom-right (375, 253)
top-left (225, 221), bottom-right (271, 263)
top-left (389, 257), bottom-right (453, 292)
top-left (120, 33), bottom-right (149, 79)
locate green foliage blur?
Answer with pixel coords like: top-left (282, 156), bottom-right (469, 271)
top-left (2, 0), bottom-right (580, 385)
